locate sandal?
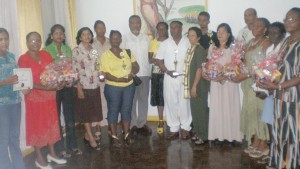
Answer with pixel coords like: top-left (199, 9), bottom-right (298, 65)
top-left (111, 135), bottom-right (122, 148)
top-left (95, 131), bottom-right (101, 141)
top-left (72, 148), bottom-right (82, 155)
top-left (157, 120), bottom-right (164, 134)
top-left (194, 138), bottom-right (204, 145)
top-left (191, 135), bottom-right (199, 142)
top-left (124, 132), bottom-right (134, 145)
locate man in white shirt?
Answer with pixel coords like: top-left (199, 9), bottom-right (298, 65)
top-left (156, 21), bottom-right (192, 140)
top-left (237, 8), bottom-right (257, 45)
top-left (122, 15), bottom-right (151, 135)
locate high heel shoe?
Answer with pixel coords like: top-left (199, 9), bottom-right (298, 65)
top-left (46, 154), bottom-right (67, 164)
top-left (35, 161), bottom-right (52, 169)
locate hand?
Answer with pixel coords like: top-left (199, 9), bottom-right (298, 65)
top-left (211, 74), bottom-right (226, 82)
top-left (166, 70), bottom-right (178, 78)
top-left (127, 73), bottom-right (134, 81)
top-left (231, 73), bottom-right (249, 83)
top-left (21, 88), bottom-right (31, 95)
top-left (4, 75), bottom-right (18, 85)
top-left (255, 91), bottom-right (268, 100)
top-left (77, 88), bottom-right (85, 99)
top-left (56, 81), bottom-right (66, 90)
top-left (190, 86), bottom-right (197, 98)
top-left (256, 80), bottom-right (278, 91)
top-left (202, 72), bottom-right (210, 81)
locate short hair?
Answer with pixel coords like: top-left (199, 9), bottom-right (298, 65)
top-left (289, 7), bottom-right (300, 17)
top-left (0, 28), bottom-right (9, 38)
top-left (129, 15), bottom-right (141, 24)
top-left (76, 27), bottom-right (94, 45)
top-left (170, 20), bottom-right (183, 27)
top-left (269, 22), bottom-right (286, 35)
top-left (93, 20), bottom-right (105, 29)
top-left (156, 22), bottom-right (168, 30)
top-left (247, 8), bottom-right (257, 16)
top-left (26, 32), bottom-right (41, 41)
top-left (198, 11), bottom-right (210, 20)
top-left (188, 27), bottom-right (202, 38)
top-left (109, 30), bottom-right (122, 39)
top-left (215, 23), bottom-right (234, 49)
top-left (45, 24), bottom-right (66, 46)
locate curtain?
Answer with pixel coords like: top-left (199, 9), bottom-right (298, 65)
top-left (40, 0), bottom-right (77, 48)
top-left (17, 0), bottom-right (43, 54)
top-left (0, 0), bottom-right (20, 57)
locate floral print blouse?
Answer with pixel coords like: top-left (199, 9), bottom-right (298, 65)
top-left (72, 43), bottom-right (100, 89)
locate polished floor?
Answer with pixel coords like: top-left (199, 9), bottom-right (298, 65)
top-left (24, 122), bottom-right (268, 169)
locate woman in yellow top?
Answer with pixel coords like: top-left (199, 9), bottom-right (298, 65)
top-left (100, 30), bottom-right (139, 147)
top-left (148, 22), bottom-right (168, 134)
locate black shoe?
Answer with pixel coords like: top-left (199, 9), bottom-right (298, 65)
top-left (167, 132), bottom-right (179, 140)
top-left (83, 137), bottom-right (89, 145)
top-left (130, 126), bottom-right (139, 135)
top-left (139, 125), bottom-right (152, 135)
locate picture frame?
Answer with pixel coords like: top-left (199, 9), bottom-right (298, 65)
top-left (133, 0), bottom-right (208, 39)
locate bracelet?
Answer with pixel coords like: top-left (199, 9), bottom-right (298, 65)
top-left (278, 84), bottom-right (282, 91)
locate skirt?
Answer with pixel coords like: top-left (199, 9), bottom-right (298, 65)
top-left (75, 88), bottom-right (103, 123)
top-left (150, 73), bottom-right (164, 106)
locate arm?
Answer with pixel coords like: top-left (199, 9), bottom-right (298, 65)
top-left (0, 75), bottom-right (18, 86)
top-left (190, 68), bottom-right (202, 97)
top-left (156, 59), bottom-right (176, 78)
top-left (257, 77), bottom-right (300, 91)
top-left (148, 52), bottom-right (154, 64)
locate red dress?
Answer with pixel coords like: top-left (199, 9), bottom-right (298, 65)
top-left (18, 51), bottom-right (60, 147)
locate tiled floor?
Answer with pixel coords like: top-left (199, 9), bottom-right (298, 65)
top-left (24, 122), bottom-right (267, 169)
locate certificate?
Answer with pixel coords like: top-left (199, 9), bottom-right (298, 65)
top-left (13, 68), bottom-right (33, 91)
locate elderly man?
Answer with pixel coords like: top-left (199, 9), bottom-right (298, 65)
top-left (156, 21), bottom-right (191, 140)
top-left (237, 8), bottom-right (258, 45)
top-left (122, 15), bottom-right (152, 135)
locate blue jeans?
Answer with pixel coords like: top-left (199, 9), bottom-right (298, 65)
top-left (104, 84), bottom-right (135, 124)
top-left (0, 103), bottom-right (25, 169)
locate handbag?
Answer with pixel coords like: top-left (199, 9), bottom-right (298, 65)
top-left (125, 49), bottom-right (142, 86)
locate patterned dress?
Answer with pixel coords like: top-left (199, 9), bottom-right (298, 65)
top-left (271, 39), bottom-right (300, 169)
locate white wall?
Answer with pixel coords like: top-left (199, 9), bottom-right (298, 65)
top-left (76, 0), bottom-right (300, 117)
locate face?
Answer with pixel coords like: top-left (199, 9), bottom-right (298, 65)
top-left (80, 29), bottom-right (92, 44)
top-left (284, 11), bottom-right (300, 33)
top-left (109, 33), bottom-right (122, 48)
top-left (188, 30), bottom-right (200, 45)
top-left (252, 19), bottom-right (266, 37)
top-left (0, 32), bottom-right (9, 53)
top-left (198, 15), bottom-right (209, 30)
top-left (157, 24), bottom-right (168, 38)
top-left (52, 28), bottom-right (65, 44)
top-left (94, 23), bottom-right (106, 37)
top-left (170, 23), bottom-right (182, 38)
top-left (27, 33), bottom-right (42, 52)
top-left (244, 9), bottom-right (257, 25)
top-left (268, 27), bottom-right (284, 44)
top-left (217, 26), bottom-right (230, 43)
top-left (129, 17), bottom-right (141, 35)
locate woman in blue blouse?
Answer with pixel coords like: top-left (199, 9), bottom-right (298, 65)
top-left (0, 28), bottom-right (25, 169)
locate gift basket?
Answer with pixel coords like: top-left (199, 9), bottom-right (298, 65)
top-left (40, 56), bottom-right (78, 86)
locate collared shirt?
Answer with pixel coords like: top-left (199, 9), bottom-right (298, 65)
top-left (237, 26), bottom-right (254, 46)
top-left (43, 42), bottom-right (72, 62)
top-left (0, 52), bottom-right (21, 106)
top-left (72, 43), bottom-right (100, 89)
top-left (122, 32), bottom-right (150, 77)
top-left (100, 49), bottom-right (136, 87)
top-left (92, 37), bottom-right (111, 56)
top-left (156, 36), bottom-right (190, 74)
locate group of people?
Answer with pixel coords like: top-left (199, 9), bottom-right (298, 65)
top-left (0, 6), bottom-right (299, 169)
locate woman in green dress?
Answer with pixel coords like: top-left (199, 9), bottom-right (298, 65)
top-left (183, 27), bottom-right (209, 144)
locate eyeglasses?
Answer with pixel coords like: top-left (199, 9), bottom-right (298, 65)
top-left (29, 40), bottom-right (41, 44)
top-left (283, 17), bottom-right (298, 23)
